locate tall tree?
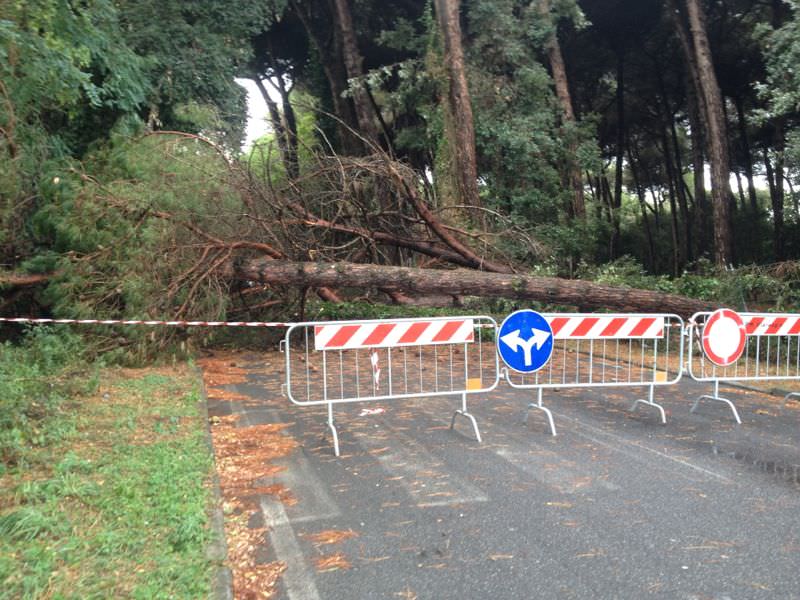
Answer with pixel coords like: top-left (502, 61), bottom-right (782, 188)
top-left (434, 0), bottom-right (482, 212)
top-left (539, 0), bottom-right (585, 218)
top-left (680, 0), bottom-right (734, 266)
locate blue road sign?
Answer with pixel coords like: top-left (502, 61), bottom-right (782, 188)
top-left (497, 309), bottom-right (554, 373)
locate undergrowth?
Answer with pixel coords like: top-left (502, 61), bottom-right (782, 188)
top-left (0, 361), bottom-right (215, 598)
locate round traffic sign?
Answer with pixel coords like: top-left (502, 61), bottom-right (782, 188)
top-left (497, 310), bottom-right (554, 373)
top-left (702, 308), bottom-right (746, 367)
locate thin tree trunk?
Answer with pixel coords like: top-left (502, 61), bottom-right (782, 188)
top-left (627, 140), bottom-right (655, 271)
top-left (539, 0), bottom-right (584, 218)
top-left (291, 0), bottom-right (362, 154)
top-left (612, 51), bottom-right (625, 257)
top-left (231, 260), bottom-right (716, 317)
top-left (253, 77), bottom-right (292, 176)
top-left (656, 67), bottom-right (693, 264)
top-left (684, 0), bottom-right (734, 266)
top-left (734, 96), bottom-right (758, 212)
top-left (684, 44), bottom-right (709, 256)
top-left (332, 0), bottom-right (381, 145)
top-left (434, 0), bottom-right (482, 214)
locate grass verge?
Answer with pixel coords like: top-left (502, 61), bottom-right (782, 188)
top-left (0, 361), bottom-right (216, 598)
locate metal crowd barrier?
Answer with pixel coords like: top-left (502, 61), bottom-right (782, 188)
top-left (504, 313), bottom-right (685, 435)
top-left (281, 315), bottom-right (499, 455)
top-left (687, 311), bottom-right (800, 423)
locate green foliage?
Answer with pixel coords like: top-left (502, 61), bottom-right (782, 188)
top-left (116, 0), bottom-right (269, 145)
top-left (0, 327), bottom-right (89, 468)
top-left (0, 367), bottom-right (214, 598)
top-left (26, 135), bottom-right (244, 354)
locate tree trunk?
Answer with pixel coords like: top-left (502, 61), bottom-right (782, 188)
top-left (231, 260), bottom-right (715, 318)
top-left (331, 0), bottom-right (381, 146)
top-left (539, 0), bottom-right (584, 218)
top-left (291, 0), bottom-right (362, 154)
top-left (656, 66), bottom-right (693, 264)
top-left (734, 96), bottom-right (758, 212)
top-left (611, 51), bottom-right (625, 258)
top-left (434, 0), bottom-right (482, 213)
top-left (684, 0), bottom-right (734, 266)
top-left (685, 77), bottom-right (708, 257)
top-left (626, 140), bottom-right (655, 271)
top-left (253, 78), bottom-right (294, 178)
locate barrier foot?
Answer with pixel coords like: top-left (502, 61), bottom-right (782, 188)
top-left (326, 403), bottom-right (340, 457)
top-left (630, 385), bottom-right (667, 424)
top-left (690, 381), bottom-right (741, 425)
top-left (523, 388), bottom-right (557, 436)
top-left (780, 392), bottom-right (800, 413)
top-left (451, 393), bottom-right (482, 443)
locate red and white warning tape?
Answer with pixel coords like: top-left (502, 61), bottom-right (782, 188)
top-left (0, 317), bottom-right (290, 328)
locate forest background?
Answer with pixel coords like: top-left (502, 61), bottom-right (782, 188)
top-left (3, 0), bottom-right (800, 354)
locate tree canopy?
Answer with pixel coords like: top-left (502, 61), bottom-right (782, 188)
top-left (2, 0), bottom-right (800, 345)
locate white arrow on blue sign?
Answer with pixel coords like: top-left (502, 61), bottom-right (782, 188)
top-left (497, 309), bottom-right (554, 373)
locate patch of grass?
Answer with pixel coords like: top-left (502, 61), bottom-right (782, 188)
top-left (0, 364), bottom-right (216, 598)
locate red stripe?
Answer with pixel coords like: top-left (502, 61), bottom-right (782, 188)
top-left (572, 317), bottom-right (599, 337)
top-left (432, 320), bottom-right (464, 342)
top-left (765, 317), bottom-right (787, 335)
top-left (362, 323), bottom-right (395, 346)
top-left (315, 326), bottom-right (323, 336)
top-left (549, 317), bottom-right (569, 336)
top-left (745, 317), bottom-right (763, 335)
top-left (398, 322), bottom-right (430, 344)
top-left (325, 324), bottom-right (361, 348)
top-left (789, 318), bottom-right (800, 335)
top-left (599, 317), bottom-right (626, 337)
top-left (630, 317), bottom-right (657, 337)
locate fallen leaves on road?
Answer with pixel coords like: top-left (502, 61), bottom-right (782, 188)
top-left (314, 553), bottom-right (351, 572)
top-left (204, 357), bottom-right (300, 600)
top-left (303, 529), bottom-right (359, 547)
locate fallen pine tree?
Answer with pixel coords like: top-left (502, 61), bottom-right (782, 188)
top-left (230, 259), bottom-right (715, 318)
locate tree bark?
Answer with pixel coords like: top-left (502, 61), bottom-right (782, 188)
top-left (331, 0), bottom-right (381, 145)
top-left (539, 0), bottom-right (584, 218)
top-left (685, 75), bottom-right (709, 256)
top-left (434, 0), bottom-right (482, 212)
top-left (291, 0), bottom-right (362, 154)
top-left (684, 0), bottom-right (734, 266)
top-left (231, 260), bottom-right (715, 318)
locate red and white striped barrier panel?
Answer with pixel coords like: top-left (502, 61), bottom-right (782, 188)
top-left (0, 317), bottom-right (290, 328)
top-left (284, 316), bottom-right (499, 456)
top-left (743, 314), bottom-right (800, 336)
top-left (505, 313), bottom-right (684, 433)
top-left (547, 315), bottom-right (664, 339)
top-left (313, 318), bottom-right (475, 351)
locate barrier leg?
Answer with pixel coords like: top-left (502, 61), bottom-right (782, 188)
top-left (691, 379), bottom-right (742, 425)
top-left (780, 392), bottom-right (800, 412)
top-left (631, 384), bottom-right (667, 424)
top-left (327, 402), bottom-right (340, 457)
top-left (450, 392), bottom-right (482, 443)
top-left (524, 388), bottom-right (557, 436)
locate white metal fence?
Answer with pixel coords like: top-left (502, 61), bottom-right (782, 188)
top-left (281, 316), bottom-right (499, 455)
top-left (504, 313), bottom-right (685, 435)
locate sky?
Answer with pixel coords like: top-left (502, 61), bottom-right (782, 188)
top-left (236, 78), bottom-right (272, 150)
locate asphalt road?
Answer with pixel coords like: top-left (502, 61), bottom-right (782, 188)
top-left (208, 351), bottom-right (800, 600)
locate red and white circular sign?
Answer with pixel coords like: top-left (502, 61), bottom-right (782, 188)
top-left (702, 308), bottom-right (746, 367)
